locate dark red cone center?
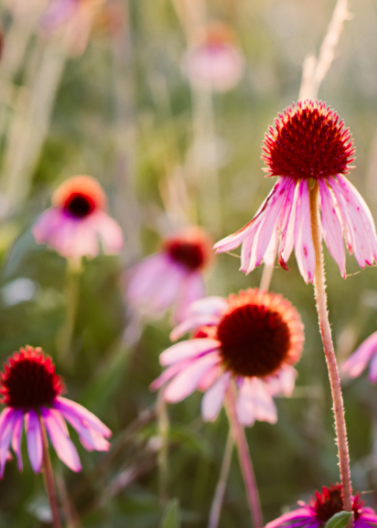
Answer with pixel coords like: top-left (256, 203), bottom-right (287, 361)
top-left (64, 192), bottom-right (95, 218)
top-left (0, 347), bottom-right (64, 410)
top-left (217, 303), bottom-right (291, 377)
top-left (312, 485), bottom-right (363, 523)
top-left (165, 240), bottom-right (206, 271)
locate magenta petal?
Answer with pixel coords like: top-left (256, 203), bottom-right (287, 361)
top-left (201, 372), bottom-right (231, 421)
top-left (41, 408), bottom-right (81, 472)
top-left (0, 408), bottom-right (16, 477)
top-left (54, 397), bottom-right (111, 438)
top-left (319, 179), bottom-right (346, 277)
top-left (294, 179), bottom-right (315, 283)
top-left (279, 181), bottom-right (298, 265)
top-left (53, 407), bottom-right (110, 452)
top-left (198, 364), bottom-right (222, 391)
top-left (174, 272), bottom-right (206, 324)
top-left (11, 410), bottom-right (24, 472)
top-left (150, 360), bottom-right (194, 392)
top-left (264, 507), bottom-right (319, 528)
top-left (369, 354), bottom-right (377, 382)
top-left (236, 378), bottom-right (277, 426)
top-left (25, 410), bottom-right (43, 473)
top-left (341, 331), bottom-right (377, 378)
top-left (170, 314), bottom-right (219, 341)
top-left (160, 338), bottom-right (221, 366)
top-left (164, 352), bottom-right (221, 403)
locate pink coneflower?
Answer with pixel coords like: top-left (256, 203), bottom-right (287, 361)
top-left (341, 331), bottom-right (377, 382)
top-left (0, 346), bottom-right (111, 476)
top-left (126, 227), bottom-right (213, 324)
top-left (265, 484), bottom-right (377, 528)
top-left (32, 175), bottom-right (123, 260)
top-left (182, 22), bottom-right (244, 92)
top-left (151, 289), bottom-right (304, 425)
top-left (214, 100), bottom-right (377, 283)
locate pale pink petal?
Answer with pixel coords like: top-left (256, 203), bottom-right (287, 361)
top-left (294, 179), bottom-right (315, 283)
top-left (369, 354), bottom-right (377, 383)
top-left (160, 338), bottom-right (221, 366)
top-left (77, 429), bottom-right (110, 452)
top-left (201, 372), bottom-right (231, 421)
top-left (264, 507), bottom-right (320, 528)
top-left (266, 366), bottom-right (297, 397)
top-left (32, 208), bottom-right (64, 245)
top-left (164, 352), bottom-right (221, 402)
top-left (150, 359), bottom-right (194, 392)
top-left (54, 397), bottom-right (111, 438)
top-left (236, 378), bottom-right (277, 426)
top-left (25, 410), bottom-right (43, 473)
top-left (174, 272), bottom-right (206, 324)
top-left (89, 211), bottom-right (124, 254)
top-left (0, 409), bottom-right (16, 477)
top-left (319, 179), bottom-right (346, 278)
top-left (170, 314), bottom-right (220, 341)
top-left (198, 364), bottom-right (222, 391)
top-left (41, 0), bottom-right (77, 30)
top-left (240, 227), bottom-right (257, 272)
top-left (186, 296), bottom-right (228, 318)
top-left (263, 229), bottom-right (278, 267)
top-left (41, 408), bottom-right (81, 472)
top-left (11, 410), bottom-right (24, 472)
top-left (142, 262), bottom-right (187, 314)
top-left (127, 254), bottom-right (172, 303)
top-left (341, 332), bottom-right (377, 378)
top-left (278, 179), bottom-right (299, 267)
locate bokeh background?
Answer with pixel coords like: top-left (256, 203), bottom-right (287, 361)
top-left (1, 0), bottom-right (377, 526)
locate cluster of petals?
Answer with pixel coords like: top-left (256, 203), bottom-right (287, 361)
top-left (182, 22), bottom-right (244, 92)
top-left (126, 227), bottom-right (212, 324)
top-left (265, 484), bottom-right (377, 528)
top-left (151, 289), bottom-right (304, 426)
top-left (0, 346), bottom-right (111, 476)
top-left (341, 331), bottom-right (377, 382)
top-left (214, 101), bottom-right (377, 283)
top-left (32, 175), bottom-right (123, 260)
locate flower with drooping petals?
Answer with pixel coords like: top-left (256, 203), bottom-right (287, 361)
top-left (182, 22), bottom-right (244, 92)
top-left (151, 289), bottom-right (304, 425)
top-left (341, 330), bottom-right (377, 382)
top-left (0, 346), bottom-right (111, 476)
top-left (265, 484), bottom-right (377, 528)
top-left (32, 175), bottom-right (123, 260)
top-left (126, 227), bottom-right (213, 324)
top-left (214, 100), bottom-right (377, 283)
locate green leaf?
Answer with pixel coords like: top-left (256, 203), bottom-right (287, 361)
top-left (324, 511), bottom-right (352, 528)
top-left (160, 499), bottom-right (180, 528)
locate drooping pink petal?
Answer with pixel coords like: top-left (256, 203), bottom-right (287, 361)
top-left (164, 352), bottom-right (221, 403)
top-left (25, 410), bottom-right (43, 473)
top-left (264, 507), bottom-right (320, 528)
top-left (341, 332), bottom-right (377, 378)
top-left (11, 410), bottom-right (24, 472)
top-left (41, 0), bottom-right (77, 30)
top-left (90, 211), bottom-right (124, 255)
top-left (32, 208), bottom-right (64, 246)
top-left (318, 179), bottom-right (346, 277)
top-left (150, 359), bottom-right (194, 392)
top-left (0, 408), bottom-right (16, 477)
top-left (328, 175), bottom-right (377, 267)
top-left (294, 179), bottom-right (316, 283)
top-left (236, 377), bottom-right (277, 426)
top-left (174, 272), bottom-right (206, 324)
top-left (170, 314), bottom-right (220, 342)
top-left (198, 364), bottom-right (222, 391)
top-left (186, 296), bottom-right (228, 318)
top-left (54, 397), bottom-right (111, 438)
top-left (78, 429), bottom-right (110, 452)
top-left (141, 261), bottom-right (187, 315)
top-left (201, 372), bottom-right (231, 421)
top-left (278, 180), bottom-right (298, 268)
top-left (160, 338), bottom-right (221, 366)
top-left (267, 366), bottom-right (297, 397)
top-left (368, 354), bottom-right (377, 383)
top-left (41, 408), bottom-right (81, 472)
top-left (127, 253), bottom-right (172, 304)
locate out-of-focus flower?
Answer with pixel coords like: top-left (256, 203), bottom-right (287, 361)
top-left (126, 227), bottom-right (212, 324)
top-left (265, 484), bottom-right (377, 528)
top-left (341, 331), bottom-right (377, 382)
top-left (0, 346), bottom-right (111, 476)
top-left (4, 0), bottom-right (47, 18)
top-left (215, 101), bottom-right (377, 283)
top-left (182, 22), bottom-right (245, 92)
top-left (151, 289), bottom-right (304, 425)
top-left (32, 175), bottom-right (123, 260)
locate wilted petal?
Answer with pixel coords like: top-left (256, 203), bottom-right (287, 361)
top-left (236, 377), bottom-right (277, 426)
top-left (164, 352), bottom-right (221, 402)
top-left (201, 372), bottom-right (231, 421)
top-left (174, 272), bottom-right (206, 324)
top-left (41, 408), bottom-right (81, 472)
top-left (294, 179), bottom-right (315, 283)
top-left (341, 332), bottom-right (377, 378)
top-left (160, 338), bottom-right (221, 366)
top-left (25, 410), bottom-right (43, 473)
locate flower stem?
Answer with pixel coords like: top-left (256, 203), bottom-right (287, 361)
top-left (207, 430), bottom-right (234, 528)
top-left (225, 383), bottom-right (263, 528)
top-left (40, 418), bottom-right (62, 528)
top-left (310, 181), bottom-right (352, 511)
top-left (58, 259), bottom-right (81, 366)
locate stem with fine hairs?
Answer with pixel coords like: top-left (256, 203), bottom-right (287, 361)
top-left (310, 181), bottom-right (352, 512)
top-left (225, 383), bottom-right (263, 528)
top-left (40, 418), bottom-right (62, 528)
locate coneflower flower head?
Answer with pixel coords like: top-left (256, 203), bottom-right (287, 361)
top-left (215, 100), bottom-right (377, 282)
top-left (0, 346), bottom-right (111, 476)
top-left (151, 289), bottom-right (304, 425)
top-left (265, 484), bottom-right (377, 528)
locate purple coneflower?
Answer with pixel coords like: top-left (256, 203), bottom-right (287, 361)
top-left (32, 175), bottom-right (123, 260)
top-left (342, 331), bottom-right (377, 382)
top-left (182, 22), bottom-right (244, 92)
top-left (0, 346), bottom-right (111, 476)
top-left (214, 100), bottom-right (377, 283)
top-left (126, 227), bottom-right (213, 324)
top-left (151, 288), bottom-right (304, 425)
top-left (265, 484), bottom-right (377, 528)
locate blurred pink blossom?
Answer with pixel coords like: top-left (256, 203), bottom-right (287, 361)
top-left (151, 289), bottom-right (304, 426)
top-left (342, 331), bottom-right (377, 382)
